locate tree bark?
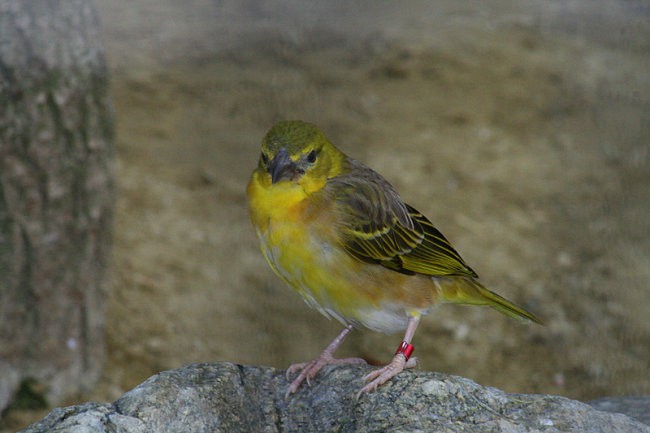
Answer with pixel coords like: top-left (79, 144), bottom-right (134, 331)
top-left (0, 0), bottom-right (114, 411)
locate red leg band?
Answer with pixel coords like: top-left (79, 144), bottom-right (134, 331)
top-left (395, 341), bottom-right (415, 361)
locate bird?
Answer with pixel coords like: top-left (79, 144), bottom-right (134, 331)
top-left (247, 120), bottom-right (542, 397)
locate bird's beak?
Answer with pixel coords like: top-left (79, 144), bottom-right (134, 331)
top-left (269, 147), bottom-right (298, 184)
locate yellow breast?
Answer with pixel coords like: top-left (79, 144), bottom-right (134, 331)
top-left (248, 169), bottom-right (345, 311)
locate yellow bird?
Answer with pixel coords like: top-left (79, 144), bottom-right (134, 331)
top-left (247, 120), bottom-right (541, 397)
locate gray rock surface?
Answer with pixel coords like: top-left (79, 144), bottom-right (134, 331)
top-left (588, 396), bottom-right (650, 426)
top-left (20, 362), bottom-right (649, 433)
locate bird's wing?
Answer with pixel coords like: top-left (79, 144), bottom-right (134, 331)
top-left (328, 160), bottom-right (478, 278)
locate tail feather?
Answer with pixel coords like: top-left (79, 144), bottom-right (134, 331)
top-left (436, 277), bottom-right (543, 324)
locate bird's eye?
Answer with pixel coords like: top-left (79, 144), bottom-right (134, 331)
top-left (306, 150), bottom-right (317, 164)
top-left (260, 153), bottom-right (269, 166)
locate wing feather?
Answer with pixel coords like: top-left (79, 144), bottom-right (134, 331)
top-left (328, 159), bottom-right (477, 278)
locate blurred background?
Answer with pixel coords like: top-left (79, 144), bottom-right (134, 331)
top-left (6, 0), bottom-right (650, 429)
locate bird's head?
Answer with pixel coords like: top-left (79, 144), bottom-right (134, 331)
top-left (256, 120), bottom-right (345, 193)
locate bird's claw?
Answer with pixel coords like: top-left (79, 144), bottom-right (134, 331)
top-left (285, 361), bottom-right (309, 380)
top-left (285, 356), bottom-right (367, 398)
top-left (356, 355), bottom-right (418, 398)
top-left (285, 360), bottom-right (320, 397)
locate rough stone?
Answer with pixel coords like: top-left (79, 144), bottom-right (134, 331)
top-left (588, 396), bottom-right (650, 426)
top-left (20, 363), bottom-right (650, 433)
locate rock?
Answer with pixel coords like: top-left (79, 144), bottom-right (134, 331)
top-left (19, 403), bottom-right (146, 433)
top-left (20, 362), bottom-right (650, 433)
top-left (588, 396), bottom-right (650, 426)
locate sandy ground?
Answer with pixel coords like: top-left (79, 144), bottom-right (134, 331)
top-left (5, 1), bottom-right (649, 431)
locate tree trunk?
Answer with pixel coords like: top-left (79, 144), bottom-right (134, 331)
top-left (0, 0), bottom-right (114, 411)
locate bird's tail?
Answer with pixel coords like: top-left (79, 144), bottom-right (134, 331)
top-left (435, 277), bottom-right (543, 324)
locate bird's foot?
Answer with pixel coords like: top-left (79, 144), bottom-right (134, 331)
top-left (357, 354), bottom-right (418, 397)
top-left (286, 354), bottom-right (366, 398)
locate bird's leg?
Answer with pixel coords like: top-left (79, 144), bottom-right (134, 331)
top-left (358, 315), bottom-right (420, 396)
top-left (286, 324), bottom-right (366, 397)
